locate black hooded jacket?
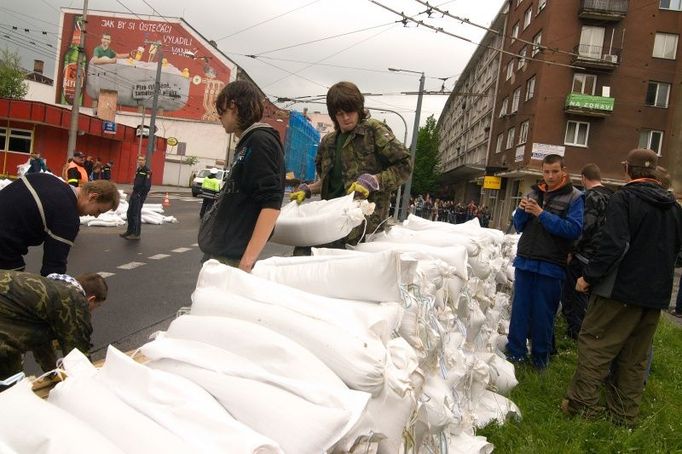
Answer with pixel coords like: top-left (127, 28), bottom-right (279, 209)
top-left (584, 181), bottom-right (682, 309)
top-left (198, 124), bottom-right (285, 260)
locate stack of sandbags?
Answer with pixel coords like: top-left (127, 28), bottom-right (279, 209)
top-left (81, 195), bottom-right (178, 226)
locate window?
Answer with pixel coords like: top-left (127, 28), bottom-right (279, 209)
top-left (639, 130), bottom-right (664, 155)
top-left (532, 31), bottom-right (543, 56)
top-left (523, 8), bottom-right (532, 29)
top-left (518, 46), bottom-right (527, 69)
top-left (646, 81), bottom-right (671, 107)
top-left (653, 33), bottom-right (679, 59)
top-left (538, 0), bottom-right (547, 11)
top-left (499, 97), bottom-right (509, 117)
top-left (511, 87), bottom-right (521, 113)
top-left (564, 121), bottom-right (590, 147)
top-left (506, 60), bottom-right (515, 80)
top-left (525, 76), bottom-right (536, 101)
top-left (518, 121), bottom-right (529, 144)
top-left (572, 74), bottom-right (597, 95)
top-left (506, 127), bottom-right (516, 149)
top-left (579, 26), bottom-right (605, 59)
top-left (496, 133), bottom-right (504, 153)
top-left (660, 0), bottom-right (682, 10)
top-left (0, 128), bottom-right (33, 154)
top-left (511, 23), bottom-right (519, 43)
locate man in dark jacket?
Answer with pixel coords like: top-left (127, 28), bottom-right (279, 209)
top-left (0, 270), bottom-right (108, 379)
top-left (120, 155), bottom-right (152, 240)
top-left (507, 154), bottom-right (584, 369)
top-left (26, 152), bottom-right (47, 174)
top-left (198, 80), bottom-right (285, 272)
top-left (563, 149), bottom-right (682, 426)
top-left (561, 163), bottom-right (614, 339)
top-left (0, 174), bottom-right (119, 276)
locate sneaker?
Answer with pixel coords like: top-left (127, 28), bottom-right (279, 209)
top-left (669, 309), bottom-right (682, 318)
top-left (119, 232), bottom-right (130, 238)
top-left (125, 234), bottom-right (140, 240)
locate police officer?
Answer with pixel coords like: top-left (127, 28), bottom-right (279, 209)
top-left (120, 155), bottom-right (151, 240)
top-left (199, 168), bottom-right (221, 219)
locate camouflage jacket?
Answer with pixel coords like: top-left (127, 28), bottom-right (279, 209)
top-left (574, 185), bottom-right (614, 259)
top-left (316, 118), bottom-right (412, 241)
top-left (0, 271), bottom-right (92, 372)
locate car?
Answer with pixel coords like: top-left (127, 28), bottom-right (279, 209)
top-left (191, 168), bottom-right (227, 197)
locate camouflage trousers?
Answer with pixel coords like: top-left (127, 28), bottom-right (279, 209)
top-left (564, 295), bottom-right (660, 425)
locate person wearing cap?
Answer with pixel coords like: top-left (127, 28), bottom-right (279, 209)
top-left (66, 151), bottom-right (89, 187)
top-left (120, 155), bottom-right (152, 240)
top-left (563, 148), bottom-right (682, 426)
top-left (199, 168), bottom-right (221, 219)
top-left (0, 174), bottom-right (119, 276)
top-left (0, 270), bottom-right (108, 380)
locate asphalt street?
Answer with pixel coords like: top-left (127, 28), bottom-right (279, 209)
top-left (22, 192), bottom-right (294, 371)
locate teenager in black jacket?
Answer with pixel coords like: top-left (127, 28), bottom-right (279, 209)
top-left (198, 80), bottom-right (285, 272)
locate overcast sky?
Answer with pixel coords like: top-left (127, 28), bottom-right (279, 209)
top-left (1, 0), bottom-right (505, 143)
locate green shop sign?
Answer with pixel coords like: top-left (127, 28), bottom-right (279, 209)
top-left (565, 93), bottom-right (615, 111)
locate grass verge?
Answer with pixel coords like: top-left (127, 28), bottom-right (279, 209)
top-left (478, 317), bottom-right (682, 454)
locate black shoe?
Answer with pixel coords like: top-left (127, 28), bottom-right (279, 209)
top-left (119, 232), bottom-right (130, 238)
top-left (125, 234), bottom-right (140, 240)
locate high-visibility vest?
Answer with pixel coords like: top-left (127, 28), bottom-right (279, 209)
top-left (67, 162), bottom-right (89, 186)
top-left (201, 176), bottom-right (221, 193)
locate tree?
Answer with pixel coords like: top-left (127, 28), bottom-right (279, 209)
top-left (0, 48), bottom-right (28, 99)
top-left (410, 114), bottom-right (441, 196)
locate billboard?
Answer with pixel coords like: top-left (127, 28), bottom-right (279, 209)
top-left (56, 11), bottom-right (235, 122)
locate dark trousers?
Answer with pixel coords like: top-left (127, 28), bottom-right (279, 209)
top-left (675, 272), bottom-right (682, 313)
top-left (565, 295), bottom-right (660, 425)
top-left (125, 191), bottom-right (147, 236)
top-left (507, 268), bottom-right (563, 368)
top-left (561, 257), bottom-right (589, 338)
top-left (200, 198), bottom-right (215, 219)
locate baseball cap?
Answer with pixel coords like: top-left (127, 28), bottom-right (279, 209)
top-left (623, 148), bottom-right (658, 169)
top-left (209, 168), bottom-right (219, 175)
top-left (73, 151), bottom-right (85, 158)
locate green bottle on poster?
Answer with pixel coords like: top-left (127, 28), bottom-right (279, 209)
top-left (61, 15), bottom-right (85, 106)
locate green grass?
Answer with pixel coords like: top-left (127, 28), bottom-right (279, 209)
top-left (478, 317), bottom-right (682, 454)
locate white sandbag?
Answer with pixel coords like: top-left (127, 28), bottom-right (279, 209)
top-left (369, 225), bottom-right (481, 258)
top-left (0, 380), bottom-right (125, 454)
top-left (252, 250), bottom-right (404, 302)
top-left (404, 214), bottom-right (503, 245)
top-left (271, 194), bottom-right (373, 246)
top-left (475, 352), bottom-right (518, 395)
top-left (96, 346), bottom-right (282, 454)
top-left (353, 241), bottom-right (469, 281)
top-left (195, 260), bottom-right (401, 343)
top-left (417, 372), bottom-right (460, 433)
top-left (87, 219), bottom-right (125, 227)
top-left (191, 289), bottom-right (387, 395)
top-left (471, 389), bottom-right (521, 429)
top-left (143, 336), bottom-right (368, 454)
top-left (49, 350), bottom-right (193, 454)
top-left (164, 315), bottom-right (347, 390)
top-left (446, 432), bottom-right (494, 454)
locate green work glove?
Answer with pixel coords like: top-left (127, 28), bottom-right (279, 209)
top-left (347, 173), bottom-right (379, 199)
top-left (289, 183), bottom-right (311, 204)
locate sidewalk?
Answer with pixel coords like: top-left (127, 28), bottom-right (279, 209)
top-left (116, 183), bottom-right (192, 195)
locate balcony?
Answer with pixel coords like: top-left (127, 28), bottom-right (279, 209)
top-left (579, 0), bottom-right (628, 21)
top-left (572, 45), bottom-right (621, 70)
top-left (564, 93), bottom-right (615, 117)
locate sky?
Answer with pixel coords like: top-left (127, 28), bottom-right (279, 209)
top-left (1, 0), bottom-right (506, 144)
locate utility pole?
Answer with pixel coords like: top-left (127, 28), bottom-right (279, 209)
top-left (389, 69), bottom-right (425, 221)
top-left (66, 0), bottom-right (88, 158)
top-left (146, 41), bottom-right (163, 160)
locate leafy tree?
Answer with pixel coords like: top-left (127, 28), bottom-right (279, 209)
top-left (410, 114), bottom-right (441, 196)
top-left (0, 48), bottom-right (28, 99)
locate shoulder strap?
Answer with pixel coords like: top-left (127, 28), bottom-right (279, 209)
top-left (20, 176), bottom-right (75, 247)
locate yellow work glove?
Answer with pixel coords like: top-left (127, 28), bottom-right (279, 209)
top-left (289, 183), bottom-right (311, 204)
top-left (347, 173), bottom-right (379, 199)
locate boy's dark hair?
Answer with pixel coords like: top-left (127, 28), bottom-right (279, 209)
top-left (82, 180), bottom-right (120, 210)
top-left (326, 81), bottom-right (368, 131)
top-left (542, 154), bottom-right (565, 167)
top-left (215, 80), bottom-right (264, 131)
top-left (76, 273), bottom-right (108, 303)
top-left (581, 163), bottom-right (601, 181)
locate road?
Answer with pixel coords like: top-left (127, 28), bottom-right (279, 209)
top-left (23, 192), bottom-right (294, 370)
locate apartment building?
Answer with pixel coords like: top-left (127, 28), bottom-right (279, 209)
top-left (437, 9), bottom-right (507, 203)
top-left (484, 0), bottom-right (681, 227)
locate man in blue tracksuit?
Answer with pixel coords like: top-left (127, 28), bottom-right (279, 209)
top-left (507, 154), bottom-right (584, 369)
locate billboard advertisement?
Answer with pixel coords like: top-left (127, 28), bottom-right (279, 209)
top-left (56, 11), bottom-right (235, 122)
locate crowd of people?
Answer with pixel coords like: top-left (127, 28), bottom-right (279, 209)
top-left (410, 195), bottom-right (491, 227)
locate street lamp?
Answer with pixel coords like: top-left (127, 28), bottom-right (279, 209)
top-left (388, 67), bottom-right (425, 221)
